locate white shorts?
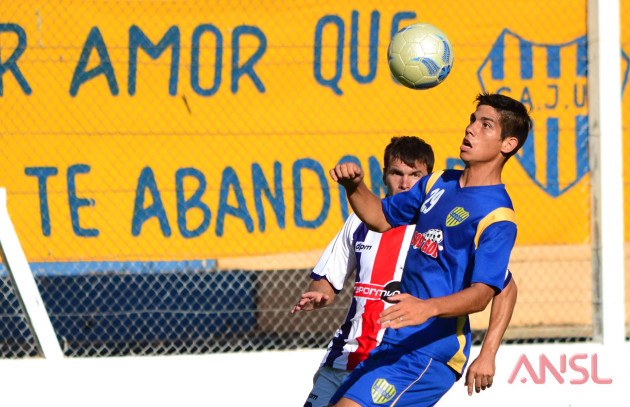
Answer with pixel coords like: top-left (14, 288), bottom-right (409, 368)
top-left (304, 366), bottom-right (351, 407)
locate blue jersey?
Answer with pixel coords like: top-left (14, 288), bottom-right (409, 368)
top-left (381, 169), bottom-right (517, 375)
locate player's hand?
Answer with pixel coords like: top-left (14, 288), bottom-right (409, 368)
top-left (329, 163), bottom-right (364, 192)
top-left (376, 293), bottom-right (434, 329)
top-left (290, 291), bottom-right (330, 314)
top-left (464, 352), bottom-right (495, 395)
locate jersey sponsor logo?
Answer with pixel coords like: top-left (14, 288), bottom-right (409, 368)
top-left (421, 188), bottom-right (444, 213)
top-left (354, 241), bottom-right (373, 252)
top-left (410, 228), bottom-right (444, 258)
top-left (354, 281), bottom-right (400, 301)
top-left (381, 281), bottom-right (402, 303)
top-left (371, 378), bottom-right (396, 404)
top-left (446, 207), bottom-right (469, 227)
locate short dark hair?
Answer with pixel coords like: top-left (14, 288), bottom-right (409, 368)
top-left (475, 92), bottom-right (532, 159)
top-left (383, 136), bottom-right (435, 173)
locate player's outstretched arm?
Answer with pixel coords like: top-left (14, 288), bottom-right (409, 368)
top-left (329, 162), bottom-right (391, 232)
top-left (377, 282), bottom-right (496, 328)
top-left (464, 277), bottom-right (517, 395)
top-left (291, 279), bottom-right (336, 314)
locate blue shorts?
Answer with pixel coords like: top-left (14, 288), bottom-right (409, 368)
top-left (330, 343), bottom-right (456, 407)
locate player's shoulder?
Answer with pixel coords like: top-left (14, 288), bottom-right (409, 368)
top-left (344, 212), bottom-right (364, 231)
top-left (422, 169), bottom-right (461, 194)
top-left (479, 184), bottom-right (514, 209)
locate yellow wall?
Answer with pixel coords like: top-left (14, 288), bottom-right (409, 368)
top-left (0, 1), bottom-right (597, 265)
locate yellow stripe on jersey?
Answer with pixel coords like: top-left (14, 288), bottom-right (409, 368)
top-left (446, 316), bottom-right (468, 374)
top-left (473, 207), bottom-right (517, 249)
top-left (424, 170), bottom-right (444, 195)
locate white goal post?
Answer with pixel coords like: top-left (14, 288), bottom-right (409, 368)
top-left (587, 0), bottom-right (627, 345)
top-left (0, 188), bottom-right (63, 359)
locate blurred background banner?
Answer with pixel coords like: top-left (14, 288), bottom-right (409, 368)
top-left (0, 0), bottom-right (598, 262)
top-left (0, 0), bottom-right (628, 358)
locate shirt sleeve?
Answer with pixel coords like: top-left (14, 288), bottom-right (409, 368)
top-left (503, 269), bottom-right (513, 288)
top-left (382, 175), bottom-right (428, 227)
top-left (470, 221), bottom-right (517, 293)
top-left (491, 269), bottom-right (513, 297)
top-left (310, 213), bottom-right (362, 292)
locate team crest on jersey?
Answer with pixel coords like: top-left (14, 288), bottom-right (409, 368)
top-left (446, 207), bottom-right (469, 227)
top-left (371, 378), bottom-right (396, 404)
top-left (410, 228), bottom-right (444, 258)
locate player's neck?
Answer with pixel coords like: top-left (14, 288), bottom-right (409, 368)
top-left (459, 163), bottom-right (503, 187)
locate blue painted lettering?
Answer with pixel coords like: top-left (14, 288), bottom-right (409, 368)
top-left (176, 167), bottom-right (211, 238)
top-left (350, 10), bottom-right (380, 84)
top-left (252, 161), bottom-right (285, 232)
top-left (314, 15), bottom-right (345, 95)
top-left (24, 167), bottom-right (58, 236)
top-left (231, 26), bottom-right (266, 93)
top-left (70, 27), bottom-right (119, 96)
top-left (520, 87), bottom-right (533, 111)
top-left (390, 12), bottom-right (416, 39)
top-left (545, 85), bottom-right (558, 109)
top-left (128, 25), bottom-right (180, 96)
top-left (293, 158), bottom-right (330, 229)
top-left (0, 23), bottom-right (31, 95)
top-left (67, 164), bottom-right (99, 237)
top-left (216, 166), bottom-right (254, 236)
top-left (574, 84), bottom-right (586, 107)
top-left (132, 167), bottom-right (172, 237)
top-left (191, 24), bottom-right (223, 96)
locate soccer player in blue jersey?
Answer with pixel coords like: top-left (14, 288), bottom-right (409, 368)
top-left (328, 92), bottom-right (532, 407)
top-left (293, 137), bottom-right (517, 407)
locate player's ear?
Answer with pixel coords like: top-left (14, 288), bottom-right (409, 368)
top-left (501, 136), bottom-right (518, 155)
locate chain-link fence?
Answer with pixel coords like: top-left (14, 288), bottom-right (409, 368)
top-left (1, 266), bottom-right (355, 357)
top-left (1, 0), bottom-right (628, 359)
top-left (0, 276), bottom-right (38, 357)
top-left (4, 264), bottom-right (560, 359)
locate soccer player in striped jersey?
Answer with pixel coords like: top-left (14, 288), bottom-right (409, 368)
top-left (327, 93), bottom-right (531, 407)
top-left (292, 136), bottom-right (517, 407)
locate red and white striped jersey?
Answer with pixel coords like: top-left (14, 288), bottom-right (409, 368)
top-left (311, 213), bottom-right (416, 371)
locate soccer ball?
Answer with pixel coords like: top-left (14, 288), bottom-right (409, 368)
top-left (388, 23), bottom-right (454, 89)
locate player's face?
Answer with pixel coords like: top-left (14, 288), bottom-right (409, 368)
top-left (460, 104), bottom-right (514, 164)
top-left (384, 158), bottom-right (428, 196)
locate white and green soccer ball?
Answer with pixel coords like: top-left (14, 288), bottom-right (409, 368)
top-left (388, 23), bottom-right (454, 89)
